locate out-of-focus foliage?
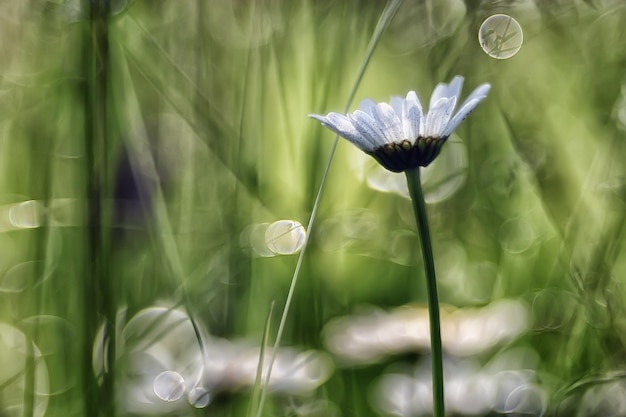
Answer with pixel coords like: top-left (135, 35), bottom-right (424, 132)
top-left (2, 0), bottom-right (626, 416)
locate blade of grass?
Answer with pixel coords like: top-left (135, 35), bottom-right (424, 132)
top-left (254, 1), bottom-right (405, 416)
top-left (84, 1), bottom-right (116, 416)
top-left (121, 15), bottom-right (268, 208)
top-left (111, 40), bottom-right (209, 370)
top-left (246, 300), bottom-right (276, 417)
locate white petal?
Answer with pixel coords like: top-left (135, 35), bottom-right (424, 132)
top-left (371, 102), bottom-right (404, 143)
top-left (442, 83), bottom-right (491, 137)
top-left (441, 99), bottom-right (481, 138)
top-left (402, 91), bottom-right (422, 141)
top-left (309, 113), bottom-right (372, 151)
top-left (424, 97), bottom-right (457, 137)
top-left (459, 83), bottom-right (491, 109)
top-left (359, 98), bottom-right (377, 114)
top-left (446, 76), bottom-right (464, 101)
top-left (348, 110), bottom-right (387, 148)
top-left (429, 83), bottom-right (448, 110)
top-left (429, 76), bottom-right (464, 110)
top-left (390, 96), bottom-right (404, 118)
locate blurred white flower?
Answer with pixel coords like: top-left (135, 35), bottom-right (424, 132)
top-left (372, 354), bottom-right (547, 417)
top-left (323, 299), bottom-right (528, 365)
top-left (114, 306), bottom-right (333, 414)
top-left (310, 76), bottom-right (490, 172)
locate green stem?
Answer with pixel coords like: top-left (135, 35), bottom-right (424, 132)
top-left (405, 167), bottom-right (444, 417)
top-left (84, 1), bottom-right (115, 416)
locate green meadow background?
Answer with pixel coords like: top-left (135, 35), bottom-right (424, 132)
top-left (1, 0), bottom-right (626, 416)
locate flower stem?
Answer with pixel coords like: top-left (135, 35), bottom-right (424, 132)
top-left (405, 167), bottom-right (444, 417)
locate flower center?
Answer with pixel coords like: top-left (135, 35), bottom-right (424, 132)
top-left (366, 137), bottom-right (447, 172)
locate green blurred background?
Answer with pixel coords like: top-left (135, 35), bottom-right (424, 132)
top-left (2, 0), bottom-right (626, 416)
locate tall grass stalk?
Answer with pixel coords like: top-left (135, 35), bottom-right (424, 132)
top-left (85, 1), bottom-right (115, 416)
top-left (254, 1), bottom-right (404, 415)
top-left (247, 300), bottom-right (275, 417)
top-left (113, 37), bottom-right (210, 383)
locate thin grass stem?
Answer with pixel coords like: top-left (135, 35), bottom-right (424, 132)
top-left (254, 1), bottom-right (404, 416)
top-left (247, 301), bottom-right (275, 417)
top-left (112, 44), bottom-right (210, 369)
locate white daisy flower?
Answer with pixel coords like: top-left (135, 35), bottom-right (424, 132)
top-left (309, 76), bottom-right (491, 172)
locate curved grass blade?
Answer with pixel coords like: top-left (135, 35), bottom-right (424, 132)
top-left (246, 300), bottom-right (276, 417)
top-left (254, 1), bottom-right (405, 416)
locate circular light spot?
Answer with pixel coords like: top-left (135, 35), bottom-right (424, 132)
top-left (531, 289), bottom-right (574, 330)
top-left (492, 371), bottom-right (530, 413)
top-left (421, 136), bottom-right (468, 204)
top-left (8, 200), bottom-right (45, 229)
top-left (1, 261), bottom-right (45, 293)
top-left (111, 0), bottom-right (129, 15)
top-left (498, 217), bottom-right (535, 254)
top-left (317, 209), bottom-right (380, 254)
top-left (504, 384), bottom-right (546, 415)
top-left (240, 223), bottom-right (275, 257)
top-left (265, 220), bottom-right (306, 255)
top-left (479, 14), bottom-right (523, 59)
top-left (188, 387), bottom-right (211, 408)
top-left (153, 371), bottom-right (185, 402)
top-left (579, 381), bottom-right (626, 416)
top-left (20, 315), bottom-right (76, 394)
top-left (49, 198), bottom-right (84, 227)
top-left (388, 230), bottom-right (417, 266)
top-left (583, 291), bottom-right (613, 329)
top-left (463, 261), bottom-right (498, 303)
top-left (0, 323), bottom-right (49, 417)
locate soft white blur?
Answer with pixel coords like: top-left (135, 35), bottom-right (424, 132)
top-left (372, 352), bottom-right (546, 416)
top-left (323, 299), bottom-right (528, 365)
top-left (0, 323), bottom-right (49, 417)
top-left (103, 305), bottom-right (332, 414)
top-left (241, 219), bottom-right (306, 257)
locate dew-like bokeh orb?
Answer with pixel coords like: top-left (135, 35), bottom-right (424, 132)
top-left (153, 371), bottom-right (186, 402)
top-left (577, 381), bottom-right (626, 416)
top-left (7, 200), bottom-right (45, 229)
top-left (240, 222), bottom-right (275, 257)
top-left (531, 289), bottom-right (575, 330)
top-left (0, 323), bottom-right (49, 417)
top-left (188, 387), bottom-right (211, 408)
top-left (1, 260), bottom-right (44, 293)
top-left (479, 14), bottom-right (523, 59)
top-left (265, 220), bottom-right (306, 255)
top-left (20, 315), bottom-right (76, 395)
top-left (498, 217), bottom-right (536, 253)
top-left (504, 384), bottom-right (547, 415)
